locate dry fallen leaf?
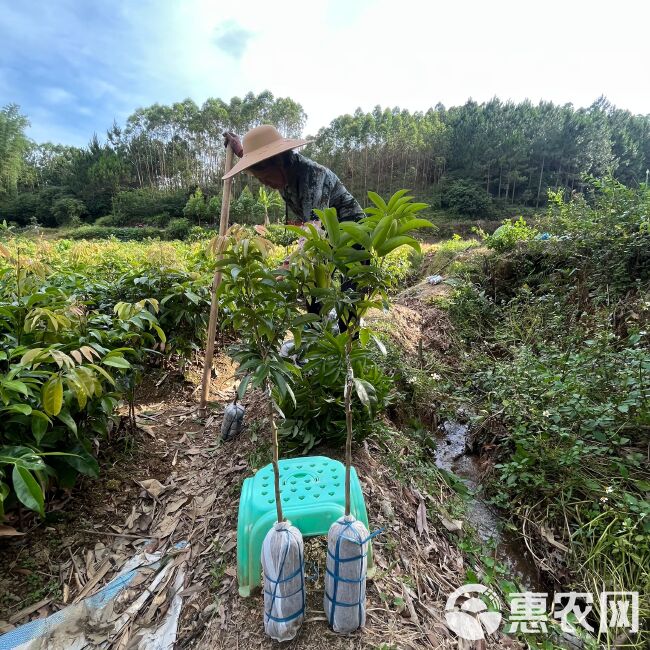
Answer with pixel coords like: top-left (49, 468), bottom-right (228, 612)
top-left (540, 524), bottom-right (569, 552)
top-left (192, 493), bottom-right (217, 517)
top-left (164, 496), bottom-right (189, 516)
top-left (137, 479), bottom-right (168, 498)
top-left (439, 516), bottom-right (463, 533)
top-left (0, 525), bottom-right (24, 537)
top-left (153, 514), bottom-right (180, 538)
top-left (416, 500), bottom-right (429, 537)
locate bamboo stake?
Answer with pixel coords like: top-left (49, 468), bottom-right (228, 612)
top-left (199, 144), bottom-right (234, 417)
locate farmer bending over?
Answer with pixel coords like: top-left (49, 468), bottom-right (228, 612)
top-left (223, 126), bottom-right (363, 224)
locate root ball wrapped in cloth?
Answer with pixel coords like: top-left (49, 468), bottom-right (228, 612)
top-left (324, 515), bottom-right (370, 633)
top-left (221, 402), bottom-right (245, 440)
top-left (261, 521), bottom-right (305, 641)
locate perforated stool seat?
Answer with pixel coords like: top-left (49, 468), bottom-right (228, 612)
top-left (237, 455), bottom-right (374, 596)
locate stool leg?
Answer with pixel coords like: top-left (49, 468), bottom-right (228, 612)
top-left (250, 513), bottom-right (276, 593)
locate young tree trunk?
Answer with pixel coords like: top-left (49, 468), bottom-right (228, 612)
top-left (536, 156), bottom-right (545, 208)
top-left (264, 206), bottom-right (269, 227)
top-left (267, 379), bottom-right (284, 523)
top-left (344, 335), bottom-right (353, 516)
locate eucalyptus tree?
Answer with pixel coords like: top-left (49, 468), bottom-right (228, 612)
top-left (0, 104), bottom-right (30, 198)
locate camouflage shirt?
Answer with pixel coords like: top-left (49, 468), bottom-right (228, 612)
top-left (281, 152), bottom-right (364, 223)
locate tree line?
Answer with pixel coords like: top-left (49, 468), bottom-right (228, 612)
top-left (1, 93), bottom-right (649, 228)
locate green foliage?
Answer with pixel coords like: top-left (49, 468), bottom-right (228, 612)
top-left (207, 195), bottom-right (221, 224)
top-left (217, 229), bottom-right (305, 404)
top-left (183, 188), bottom-right (207, 225)
top-left (0, 234), bottom-right (217, 517)
top-left (263, 224), bottom-right (300, 247)
top-left (442, 179), bottom-right (492, 217)
top-left (52, 197), bottom-right (87, 227)
top-left (0, 104), bottom-right (30, 198)
top-left (280, 331), bottom-right (392, 451)
top-left (485, 217), bottom-right (538, 252)
top-left (443, 181), bottom-right (650, 630)
top-left (111, 188), bottom-right (187, 225)
top-left (66, 226), bottom-right (161, 241)
top-left (230, 186), bottom-right (265, 225)
top-left (0, 239), bottom-right (168, 516)
top-left (257, 187), bottom-right (284, 225)
top-left (275, 190), bottom-right (433, 449)
top-left (166, 218), bottom-right (191, 240)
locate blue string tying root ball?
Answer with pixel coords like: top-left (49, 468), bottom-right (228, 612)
top-left (261, 521), bottom-right (305, 641)
top-left (324, 515), bottom-right (370, 633)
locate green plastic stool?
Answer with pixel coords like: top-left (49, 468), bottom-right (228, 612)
top-left (237, 455), bottom-right (375, 597)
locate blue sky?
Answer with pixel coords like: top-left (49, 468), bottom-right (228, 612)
top-left (1, 0), bottom-right (649, 146)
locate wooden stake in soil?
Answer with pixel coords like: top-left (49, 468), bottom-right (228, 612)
top-left (199, 144), bottom-right (234, 417)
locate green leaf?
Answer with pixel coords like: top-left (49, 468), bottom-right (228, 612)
top-left (88, 363), bottom-right (116, 386)
top-left (319, 208), bottom-right (340, 246)
top-left (372, 335), bottom-right (387, 355)
top-left (376, 236), bottom-right (420, 256)
top-left (152, 324), bottom-right (166, 342)
top-left (2, 403), bottom-right (32, 415)
top-left (31, 411), bottom-right (50, 444)
top-left (237, 374), bottom-right (251, 400)
top-left (397, 218), bottom-right (434, 235)
top-left (20, 348), bottom-right (46, 366)
top-left (42, 375), bottom-right (63, 416)
top-left (12, 465), bottom-right (45, 517)
top-left (0, 446), bottom-right (45, 471)
top-left (359, 328), bottom-right (370, 347)
top-left (1, 379), bottom-right (30, 396)
top-left (57, 410), bottom-right (78, 435)
top-left (102, 355), bottom-right (131, 369)
top-left (366, 191), bottom-right (387, 211)
top-left (353, 377), bottom-right (371, 409)
top-left (62, 449), bottom-right (99, 478)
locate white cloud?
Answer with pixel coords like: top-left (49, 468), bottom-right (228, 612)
top-left (42, 87), bottom-right (74, 104)
top-left (5, 0), bottom-right (650, 146)
top-left (182, 0), bottom-right (650, 134)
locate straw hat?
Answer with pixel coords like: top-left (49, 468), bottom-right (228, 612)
top-left (223, 125), bottom-right (312, 179)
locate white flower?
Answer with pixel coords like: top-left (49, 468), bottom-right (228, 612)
top-left (542, 410), bottom-right (551, 417)
top-left (430, 373), bottom-right (441, 380)
top-left (600, 496), bottom-right (608, 503)
top-left (605, 486), bottom-right (614, 494)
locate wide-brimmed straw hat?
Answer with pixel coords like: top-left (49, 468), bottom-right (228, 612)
top-left (222, 125), bottom-right (312, 179)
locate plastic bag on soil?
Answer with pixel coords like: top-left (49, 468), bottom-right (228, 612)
top-left (261, 521), bottom-right (305, 642)
top-left (221, 402), bottom-right (245, 440)
top-left (324, 515), bottom-right (369, 633)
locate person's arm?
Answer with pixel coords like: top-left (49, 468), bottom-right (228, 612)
top-left (223, 131), bottom-right (244, 158)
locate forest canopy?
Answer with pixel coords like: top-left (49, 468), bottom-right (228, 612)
top-left (1, 92), bottom-right (649, 228)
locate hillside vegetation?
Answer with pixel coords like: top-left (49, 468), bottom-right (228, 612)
top-left (2, 93), bottom-right (649, 233)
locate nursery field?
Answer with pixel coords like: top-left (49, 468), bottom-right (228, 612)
top-left (0, 182), bottom-right (649, 649)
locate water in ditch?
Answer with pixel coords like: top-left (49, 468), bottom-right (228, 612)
top-left (434, 420), bottom-right (546, 591)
